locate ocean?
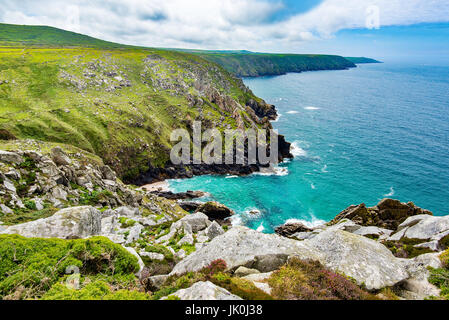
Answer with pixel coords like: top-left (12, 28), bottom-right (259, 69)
top-left (168, 63), bottom-right (449, 233)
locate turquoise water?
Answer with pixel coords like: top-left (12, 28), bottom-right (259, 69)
top-left (169, 63), bottom-right (449, 233)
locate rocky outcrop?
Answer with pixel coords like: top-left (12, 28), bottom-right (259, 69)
top-left (275, 222), bottom-right (312, 237)
top-left (195, 201), bottom-right (234, 224)
top-left (331, 199), bottom-right (433, 230)
top-left (163, 281), bottom-right (242, 300)
top-left (388, 215), bottom-right (449, 251)
top-left (0, 206), bottom-right (101, 239)
top-left (150, 190), bottom-right (206, 200)
top-left (170, 226), bottom-right (408, 290)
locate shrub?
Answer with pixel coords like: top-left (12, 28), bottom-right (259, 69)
top-left (267, 257), bottom-right (376, 300)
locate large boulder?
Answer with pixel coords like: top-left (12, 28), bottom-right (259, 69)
top-left (0, 206), bottom-right (101, 239)
top-left (163, 281), bottom-right (242, 300)
top-left (306, 229), bottom-right (410, 290)
top-left (331, 199), bottom-right (432, 230)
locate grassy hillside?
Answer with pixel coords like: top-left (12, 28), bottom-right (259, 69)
top-left (0, 23), bottom-right (125, 48)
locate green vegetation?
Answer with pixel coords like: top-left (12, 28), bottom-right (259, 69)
top-left (0, 235), bottom-right (141, 300)
top-left (267, 257), bottom-right (377, 300)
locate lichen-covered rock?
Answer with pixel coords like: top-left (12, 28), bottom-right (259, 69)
top-left (306, 229), bottom-right (409, 290)
top-left (163, 281), bottom-right (242, 300)
top-left (0, 206), bottom-right (101, 239)
top-left (398, 253), bottom-right (442, 299)
top-left (388, 215), bottom-right (449, 248)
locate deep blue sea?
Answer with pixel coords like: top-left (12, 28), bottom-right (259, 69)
top-left (169, 63), bottom-right (449, 233)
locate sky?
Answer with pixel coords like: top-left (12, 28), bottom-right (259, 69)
top-left (1, 0), bottom-right (449, 63)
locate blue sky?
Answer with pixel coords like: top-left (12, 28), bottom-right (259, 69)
top-left (0, 0), bottom-right (448, 63)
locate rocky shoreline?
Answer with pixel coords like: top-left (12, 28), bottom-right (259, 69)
top-left (1, 145), bottom-right (448, 300)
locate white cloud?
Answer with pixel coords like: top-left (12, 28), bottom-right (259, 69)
top-left (0, 0), bottom-right (448, 51)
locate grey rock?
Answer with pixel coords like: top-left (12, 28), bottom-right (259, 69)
top-left (3, 179), bottom-right (16, 193)
top-left (51, 186), bottom-right (68, 201)
top-left (352, 226), bottom-right (393, 238)
top-left (0, 206), bottom-right (101, 239)
top-left (115, 206), bottom-right (140, 217)
top-left (399, 253), bottom-right (443, 299)
top-left (124, 247), bottom-right (145, 277)
top-left (145, 274), bottom-right (168, 291)
top-left (163, 281), bottom-right (242, 300)
top-left (248, 254), bottom-right (289, 273)
top-left (140, 251), bottom-right (165, 261)
top-left (124, 223), bottom-right (144, 244)
top-left (178, 233), bottom-right (194, 245)
top-left (0, 204), bottom-right (13, 214)
top-left (179, 212), bottom-right (211, 233)
top-left (170, 226), bottom-right (320, 276)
